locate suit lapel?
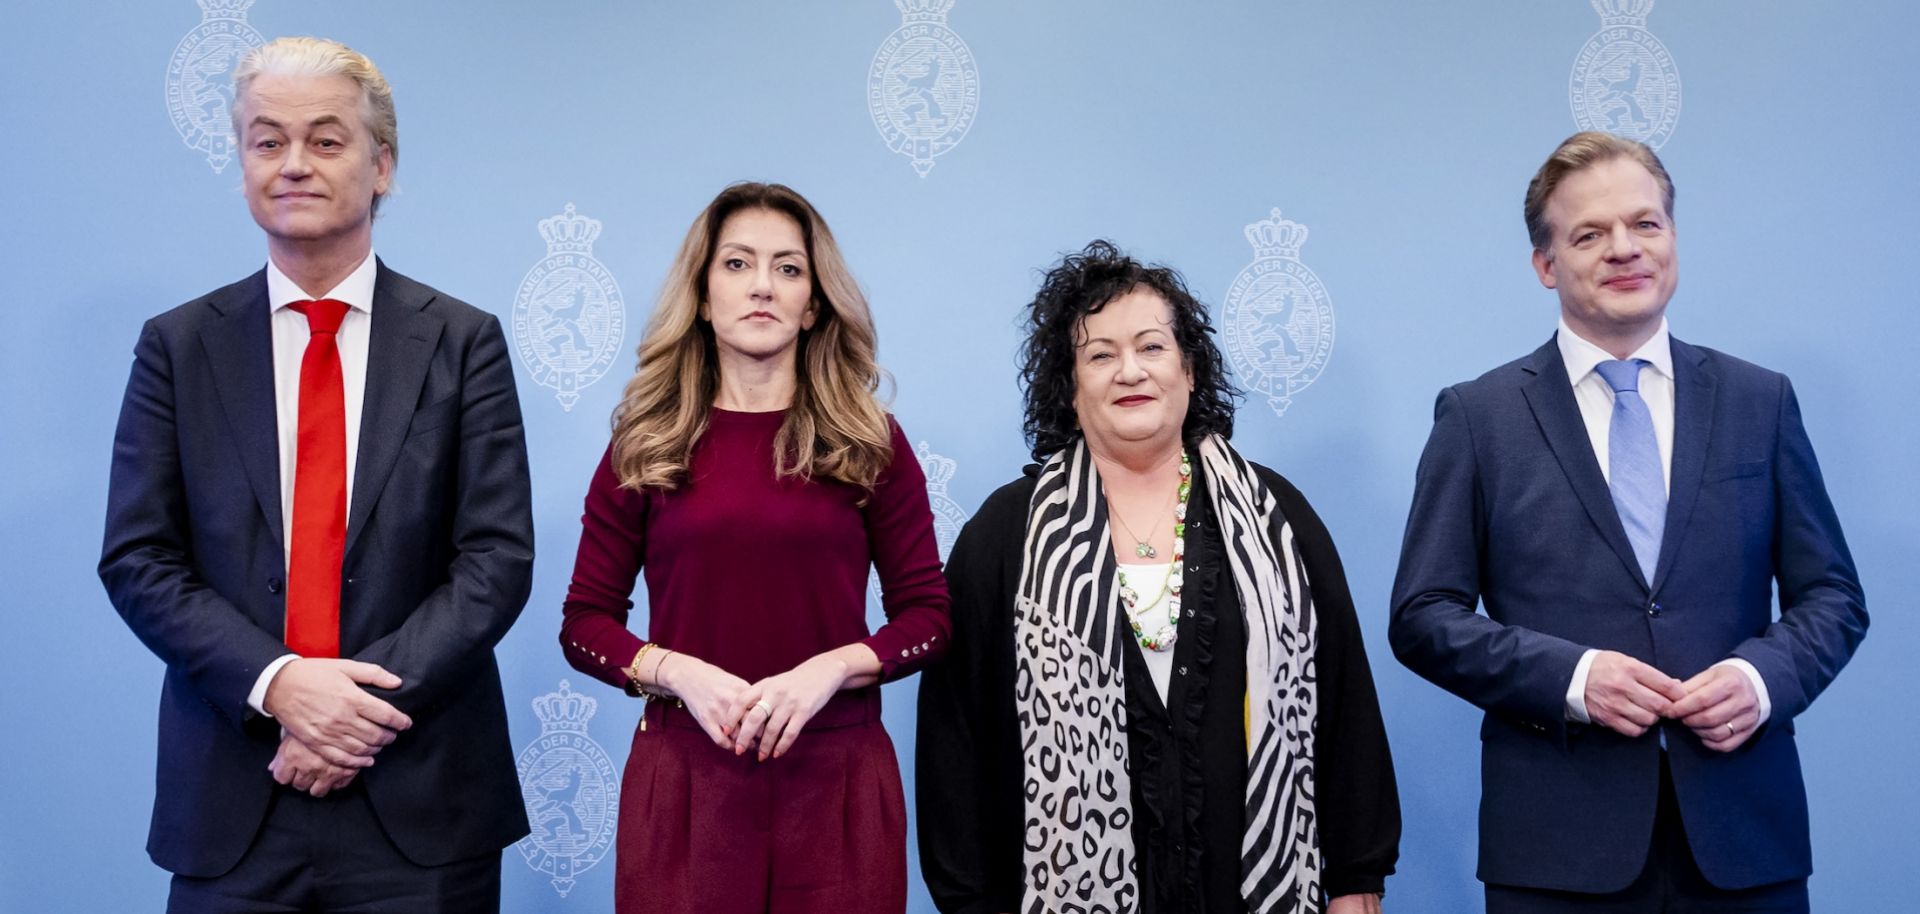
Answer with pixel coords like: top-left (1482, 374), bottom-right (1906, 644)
top-left (1519, 337), bottom-right (1650, 590)
top-left (200, 271), bottom-right (285, 552)
top-left (1650, 338), bottom-right (1715, 595)
top-left (345, 261), bottom-right (444, 559)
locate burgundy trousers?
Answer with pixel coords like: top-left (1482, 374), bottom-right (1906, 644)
top-left (616, 697), bottom-right (907, 914)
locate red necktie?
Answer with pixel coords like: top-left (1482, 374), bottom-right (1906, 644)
top-left (286, 299), bottom-right (350, 658)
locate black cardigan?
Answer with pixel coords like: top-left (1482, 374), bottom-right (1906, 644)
top-left (916, 460), bottom-right (1401, 914)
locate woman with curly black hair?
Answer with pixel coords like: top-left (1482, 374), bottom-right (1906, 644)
top-left (916, 240), bottom-right (1401, 914)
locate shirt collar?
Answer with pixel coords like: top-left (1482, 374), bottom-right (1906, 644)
top-left (266, 251), bottom-right (378, 315)
top-left (1557, 315), bottom-right (1673, 386)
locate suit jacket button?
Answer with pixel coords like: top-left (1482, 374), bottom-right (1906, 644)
top-left (267, 578), bottom-right (282, 594)
top-left (1647, 602), bottom-right (1662, 617)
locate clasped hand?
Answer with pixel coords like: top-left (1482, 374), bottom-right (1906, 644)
top-left (1582, 651), bottom-right (1760, 751)
top-left (262, 658), bottom-right (412, 796)
top-left (661, 653), bottom-right (853, 761)
top-left (269, 732), bottom-right (359, 797)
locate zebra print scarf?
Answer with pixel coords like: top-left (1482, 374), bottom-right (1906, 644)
top-left (1013, 434), bottom-right (1322, 914)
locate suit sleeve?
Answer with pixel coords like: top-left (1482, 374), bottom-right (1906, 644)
top-left (1388, 386), bottom-right (1592, 738)
top-left (1265, 473), bottom-right (1401, 897)
top-left (349, 315), bottom-right (534, 716)
top-left (916, 488), bottom-right (1023, 914)
top-left (1729, 375), bottom-right (1868, 722)
top-left (99, 320), bottom-right (291, 731)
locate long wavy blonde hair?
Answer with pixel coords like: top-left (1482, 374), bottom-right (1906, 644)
top-left (610, 183), bottom-right (892, 492)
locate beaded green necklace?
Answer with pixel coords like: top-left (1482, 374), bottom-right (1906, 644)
top-left (1116, 450), bottom-right (1190, 652)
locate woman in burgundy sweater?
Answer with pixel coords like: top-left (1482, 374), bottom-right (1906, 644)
top-left (558, 182), bottom-right (951, 914)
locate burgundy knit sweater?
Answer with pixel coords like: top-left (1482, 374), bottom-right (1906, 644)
top-left (560, 408), bottom-right (951, 717)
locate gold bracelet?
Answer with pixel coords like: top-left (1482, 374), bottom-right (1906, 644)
top-left (622, 643), bottom-right (656, 697)
top-left (649, 649), bottom-right (675, 690)
top-left (649, 650), bottom-right (683, 707)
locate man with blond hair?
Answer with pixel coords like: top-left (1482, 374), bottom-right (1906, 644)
top-left (100, 36), bottom-right (532, 911)
top-left (1389, 131), bottom-right (1866, 912)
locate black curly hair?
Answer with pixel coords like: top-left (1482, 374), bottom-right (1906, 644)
top-left (1019, 240), bottom-right (1242, 462)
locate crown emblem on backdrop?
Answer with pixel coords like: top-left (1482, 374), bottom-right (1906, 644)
top-left (916, 441), bottom-right (957, 488)
top-left (515, 679), bottom-right (619, 897)
top-left (196, 0), bottom-right (254, 17)
top-left (895, 0), bottom-right (957, 22)
top-left (539, 204), bottom-right (603, 254)
top-left (513, 203), bottom-right (626, 411)
top-left (1571, 0), bottom-right (1679, 149)
top-left (868, 0), bottom-right (979, 176)
top-left (531, 680), bottom-right (598, 733)
top-left (1222, 207), bottom-right (1337, 419)
top-left (1590, 0), bottom-right (1655, 29)
top-left (168, 0), bottom-right (263, 174)
top-left (1245, 209), bottom-right (1310, 261)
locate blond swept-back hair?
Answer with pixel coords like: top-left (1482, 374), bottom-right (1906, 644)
top-left (232, 36), bottom-right (398, 211)
top-left (610, 183), bottom-right (893, 492)
top-left (1524, 131), bottom-right (1675, 253)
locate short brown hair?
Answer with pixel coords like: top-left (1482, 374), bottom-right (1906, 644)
top-left (1524, 131), bottom-right (1674, 252)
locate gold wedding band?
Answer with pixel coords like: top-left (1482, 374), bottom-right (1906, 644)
top-left (1725, 722), bottom-right (1736, 739)
top-left (752, 700), bottom-right (773, 718)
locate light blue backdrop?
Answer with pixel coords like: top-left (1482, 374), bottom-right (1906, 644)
top-left (2, 1), bottom-right (1913, 911)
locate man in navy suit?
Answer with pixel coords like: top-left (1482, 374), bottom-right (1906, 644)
top-left (99, 37), bottom-right (532, 912)
top-left (1389, 132), bottom-right (1866, 912)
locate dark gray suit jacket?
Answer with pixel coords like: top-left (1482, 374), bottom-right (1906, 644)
top-left (100, 262), bottom-right (534, 876)
top-left (1389, 335), bottom-right (1866, 892)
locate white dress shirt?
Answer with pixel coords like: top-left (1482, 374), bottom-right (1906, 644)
top-left (1556, 318), bottom-right (1771, 726)
top-left (247, 251), bottom-right (379, 715)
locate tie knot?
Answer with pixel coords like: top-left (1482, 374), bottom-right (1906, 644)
top-left (291, 299), bottom-right (350, 335)
top-left (1595, 359), bottom-right (1645, 394)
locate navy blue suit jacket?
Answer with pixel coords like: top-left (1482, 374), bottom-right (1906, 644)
top-left (1388, 335), bottom-right (1866, 893)
top-left (99, 263), bottom-right (534, 877)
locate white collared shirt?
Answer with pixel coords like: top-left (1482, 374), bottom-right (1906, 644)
top-left (1556, 318), bottom-right (1771, 727)
top-left (249, 250), bottom-right (377, 715)
top-left (267, 251), bottom-right (376, 552)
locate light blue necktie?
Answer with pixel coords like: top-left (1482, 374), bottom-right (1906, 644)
top-left (1595, 359), bottom-right (1665, 584)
